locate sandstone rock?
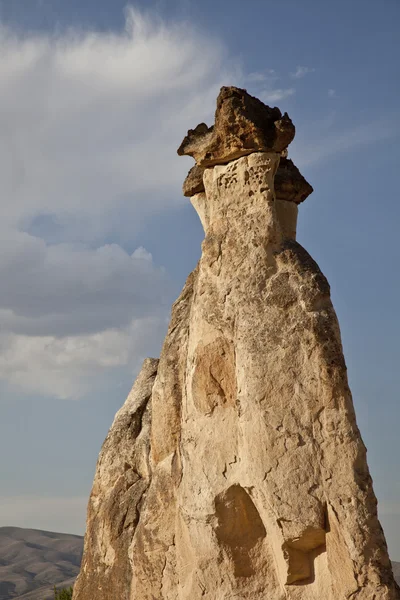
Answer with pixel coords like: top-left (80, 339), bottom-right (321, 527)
top-left (73, 358), bottom-right (158, 600)
top-left (75, 90), bottom-right (399, 600)
top-left (182, 156), bottom-right (312, 204)
top-left (275, 157), bottom-right (313, 203)
top-left (182, 164), bottom-right (205, 197)
top-left (177, 86), bottom-right (295, 166)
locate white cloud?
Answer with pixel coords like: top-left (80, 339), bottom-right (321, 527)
top-left (0, 7), bottom-right (235, 241)
top-left (0, 237), bottom-right (170, 336)
top-left (0, 316), bottom-right (167, 399)
top-left (328, 88), bottom-right (336, 97)
top-left (0, 7), bottom-right (238, 398)
top-left (245, 70), bottom-right (295, 106)
top-left (0, 495), bottom-right (87, 535)
top-left (246, 70), bottom-right (275, 83)
top-left (259, 88), bottom-right (295, 103)
top-left (290, 65), bottom-right (315, 79)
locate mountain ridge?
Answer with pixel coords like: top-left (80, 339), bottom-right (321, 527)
top-left (0, 526), bottom-right (83, 600)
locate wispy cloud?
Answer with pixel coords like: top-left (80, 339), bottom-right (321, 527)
top-left (0, 7), bottom-right (238, 398)
top-left (246, 70), bottom-right (276, 83)
top-left (0, 314), bottom-right (168, 399)
top-left (290, 65), bottom-right (315, 79)
top-left (245, 69), bottom-right (296, 105)
top-left (328, 88), bottom-right (336, 97)
top-left (259, 88), bottom-right (295, 103)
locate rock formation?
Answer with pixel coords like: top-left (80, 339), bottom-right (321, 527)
top-left (74, 87), bottom-right (399, 599)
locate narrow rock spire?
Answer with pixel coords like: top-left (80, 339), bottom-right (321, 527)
top-left (74, 87), bottom-right (399, 600)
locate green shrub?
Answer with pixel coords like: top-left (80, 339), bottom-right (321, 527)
top-left (52, 586), bottom-right (73, 600)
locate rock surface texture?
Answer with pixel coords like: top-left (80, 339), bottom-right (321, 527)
top-left (74, 87), bottom-right (399, 600)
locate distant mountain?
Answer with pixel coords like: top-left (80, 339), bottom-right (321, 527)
top-left (0, 527), bottom-right (83, 600)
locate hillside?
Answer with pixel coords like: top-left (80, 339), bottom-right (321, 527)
top-left (0, 527), bottom-right (83, 600)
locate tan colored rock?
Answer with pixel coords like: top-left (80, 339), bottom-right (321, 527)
top-left (182, 164), bottom-right (205, 197)
top-left (73, 358), bottom-right (158, 600)
top-left (275, 198), bottom-right (298, 240)
top-left (275, 157), bottom-right (313, 203)
top-left (182, 156), bottom-right (312, 204)
top-left (74, 91), bottom-right (399, 600)
top-left (177, 86), bottom-right (295, 166)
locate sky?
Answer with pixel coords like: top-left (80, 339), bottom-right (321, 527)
top-left (0, 0), bottom-right (399, 558)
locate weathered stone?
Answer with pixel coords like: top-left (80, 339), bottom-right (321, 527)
top-left (275, 157), bottom-right (313, 203)
top-left (177, 86), bottom-right (295, 166)
top-left (275, 198), bottom-right (298, 240)
top-left (182, 164), bottom-right (205, 197)
top-left (73, 358), bottom-right (158, 600)
top-left (183, 156), bottom-right (312, 203)
top-left (75, 92), bottom-right (399, 600)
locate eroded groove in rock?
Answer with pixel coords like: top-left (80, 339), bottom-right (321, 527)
top-left (215, 485), bottom-right (266, 578)
top-left (283, 526), bottom-right (327, 585)
top-left (74, 87), bottom-right (400, 600)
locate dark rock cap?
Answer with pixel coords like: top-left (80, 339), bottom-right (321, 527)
top-left (177, 86), bottom-right (295, 167)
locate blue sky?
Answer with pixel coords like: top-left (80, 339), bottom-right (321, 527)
top-left (0, 0), bottom-right (399, 558)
